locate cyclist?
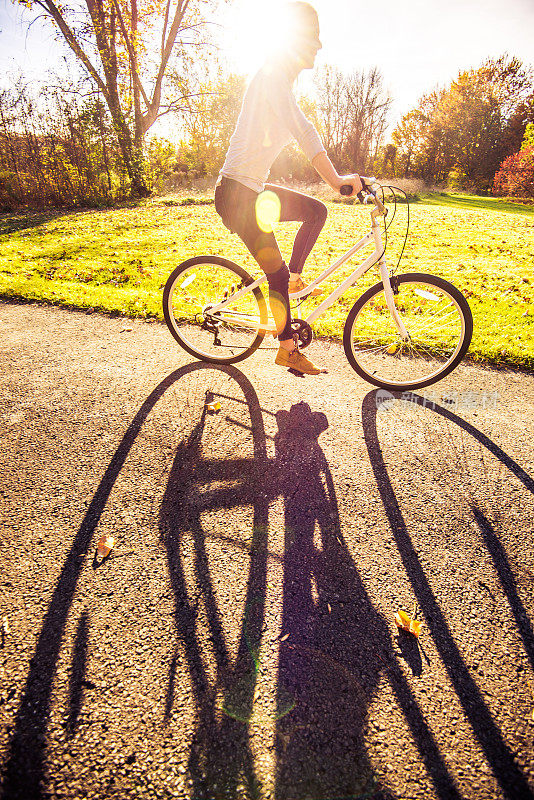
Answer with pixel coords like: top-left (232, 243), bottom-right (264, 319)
top-left (215, 1), bottom-right (362, 375)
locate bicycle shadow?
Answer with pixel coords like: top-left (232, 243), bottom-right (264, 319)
top-left (152, 389), bottom-right (466, 800)
top-left (272, 402), bottom-right (461, 800)
top-left (4, 357), bottom-right (532, 800)
top-left (361, 389), bottom-right (534, 800)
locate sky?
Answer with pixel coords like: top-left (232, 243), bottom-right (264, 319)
top-left (1, 0), bottom-right (533, 136)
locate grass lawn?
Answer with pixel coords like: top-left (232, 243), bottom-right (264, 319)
top-left (1, 192), bottom-right (533, 368)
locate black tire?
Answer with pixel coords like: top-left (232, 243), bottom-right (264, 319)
top-left (163, 256), bottom-right (268, 365)
top-left (343, 272), bottom-right (473, 390)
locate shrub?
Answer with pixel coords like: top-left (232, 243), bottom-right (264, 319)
top-left (492, 146), bottom-right (534, 198)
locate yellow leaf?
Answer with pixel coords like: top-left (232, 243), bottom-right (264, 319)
top-left (395, 608), bottom-right (422, 638)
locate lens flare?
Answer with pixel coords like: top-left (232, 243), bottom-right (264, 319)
top-left (256, 245), bottom-right (281, 270)
top-left (255, 190), bottom-right (281, 233)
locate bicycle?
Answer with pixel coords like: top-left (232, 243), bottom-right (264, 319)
top-left (163, 178), bottom-right (473, 390)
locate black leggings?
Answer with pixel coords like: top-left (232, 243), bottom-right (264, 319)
top-left (214, 177), bottom-right (327, 340)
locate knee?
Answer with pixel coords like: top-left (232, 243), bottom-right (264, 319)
top-left (314, 200), bottom-right (328, 226)
top-left (266, 262), bottom-right (289, 294)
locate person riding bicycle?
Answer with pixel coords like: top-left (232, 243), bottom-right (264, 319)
top-left (214, 1), bottom-right (362, 375)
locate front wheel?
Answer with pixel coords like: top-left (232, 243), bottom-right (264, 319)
top-left (163, 256), bottom-right (268, 364)
top-left (343, 273), bottom-right (473, 390)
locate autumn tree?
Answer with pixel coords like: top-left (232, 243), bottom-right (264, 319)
top-left (393, 55), bottom-right (533, 190)
top-left (176, 71), bottom-right (246, 175)
top-left (18, 0), bottom-right (216, 195)
top-left (492, 145), bottom-right (534, 197)
top-left (391, 110), bottom-right (421, 178)
top-left (493, 122), bottom-right (534, 197)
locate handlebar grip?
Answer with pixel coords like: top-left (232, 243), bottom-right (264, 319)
top-left (340, 183), bottom-right (365, 204)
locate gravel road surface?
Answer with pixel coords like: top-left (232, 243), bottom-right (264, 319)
top-left (0, 300), bottom-right (533, 800)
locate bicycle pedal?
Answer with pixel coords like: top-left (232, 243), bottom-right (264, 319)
top-left (288, 368), bottom-right (305, 378)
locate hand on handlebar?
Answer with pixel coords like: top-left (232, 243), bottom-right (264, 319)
top-left (338, 174), bottom-right (362, 198)
top-left (339, 176), bottom-right (386, 215)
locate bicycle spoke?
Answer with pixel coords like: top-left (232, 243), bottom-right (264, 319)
top-left (407, 307), bottom-right (460, 339)
top-left (345, 275), bottom-right (470, 389)
top-left (164, 260), bottom-right (267, 363)
top-left (354, 342), bottom-right (392, 356)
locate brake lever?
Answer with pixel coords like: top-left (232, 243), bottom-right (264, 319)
top-left (340, 184), bottom-right (366, 203)
top-left (340, 178), bottom-right (377, 205)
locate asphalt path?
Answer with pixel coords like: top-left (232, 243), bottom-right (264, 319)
top-left (0, 300), bottom-right (533, 800)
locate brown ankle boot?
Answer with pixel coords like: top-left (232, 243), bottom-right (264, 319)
top-left (275, 345), bottom-right (327, 375)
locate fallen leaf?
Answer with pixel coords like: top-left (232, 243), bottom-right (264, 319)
top-left (279, 632), bottom-right (290, 642)
top-left (395, 608), bottom-right (422, 638)
top-left (97, 534), bottom-right (115, 559)
top-left (206, 401), bottom-right (221, 413)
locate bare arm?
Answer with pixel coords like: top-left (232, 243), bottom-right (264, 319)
top-left (312, 152), bottom-right (362, 196)
top-left (311, 151), bottom-right (343, 191)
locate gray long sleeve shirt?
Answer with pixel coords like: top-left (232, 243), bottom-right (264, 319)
top-left (219, 62), bottom-right (326, 193)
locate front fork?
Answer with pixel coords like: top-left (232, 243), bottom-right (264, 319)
top-left (372, 213), bottom-right (409, 340)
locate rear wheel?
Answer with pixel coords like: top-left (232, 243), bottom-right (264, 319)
top-left (343, 272), bottom-right (473, 390)
top-left (163, 256), bottom-right (268, 364)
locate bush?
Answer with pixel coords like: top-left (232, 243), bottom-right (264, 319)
top-left (493, 146), bottom-right (534, 198)
top-left (146, 137), bottom-right (179, 193)
top-left (0, 89), bottom-right (130, 210)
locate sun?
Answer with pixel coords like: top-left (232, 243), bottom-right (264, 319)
top-left (219, 0), bottom-right (295, 76)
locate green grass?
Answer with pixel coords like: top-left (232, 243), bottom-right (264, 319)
top-left (1, 192), bottom-right (533, 368)
top-left (417, 191), bottom-right (534, 216)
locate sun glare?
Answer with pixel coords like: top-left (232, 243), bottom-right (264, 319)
top-left (255, 190), bottom-right (281, 232)
top-left (221, 0), bottom-right (294, 76)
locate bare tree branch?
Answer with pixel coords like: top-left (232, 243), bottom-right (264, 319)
top-left (161, 0), bottom-right (171, 61)
top-left (35, 0), bottom-right (108, 98)
top-left (145, 0), bottom-right (189, 129)
top-left (110, 0), bottom-right (150, 108)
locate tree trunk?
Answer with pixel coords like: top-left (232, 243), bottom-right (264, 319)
top-left (130, 0), bottom-right (143, 152)
top-left (86, 0), bottom-right (149, 197)
top-left (108, 93), bottom-right (150, 196)
top-left (36, 0), bottom-right (195, 198)
top-left (96, 102), bottom-right (113, 197)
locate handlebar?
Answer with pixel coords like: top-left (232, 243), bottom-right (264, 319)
top-left (340, 176), bottom-right (375, 199)
top-left (340, 176), bottom-right (386, 215)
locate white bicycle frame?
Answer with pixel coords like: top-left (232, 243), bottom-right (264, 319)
top-left (208, 186), bottom-right (409, 340)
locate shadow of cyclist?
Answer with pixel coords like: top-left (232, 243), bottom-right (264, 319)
top-left (1, 361), bottom-right (267, 800)
top-left (273, 402), bottom-right (461, 800)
